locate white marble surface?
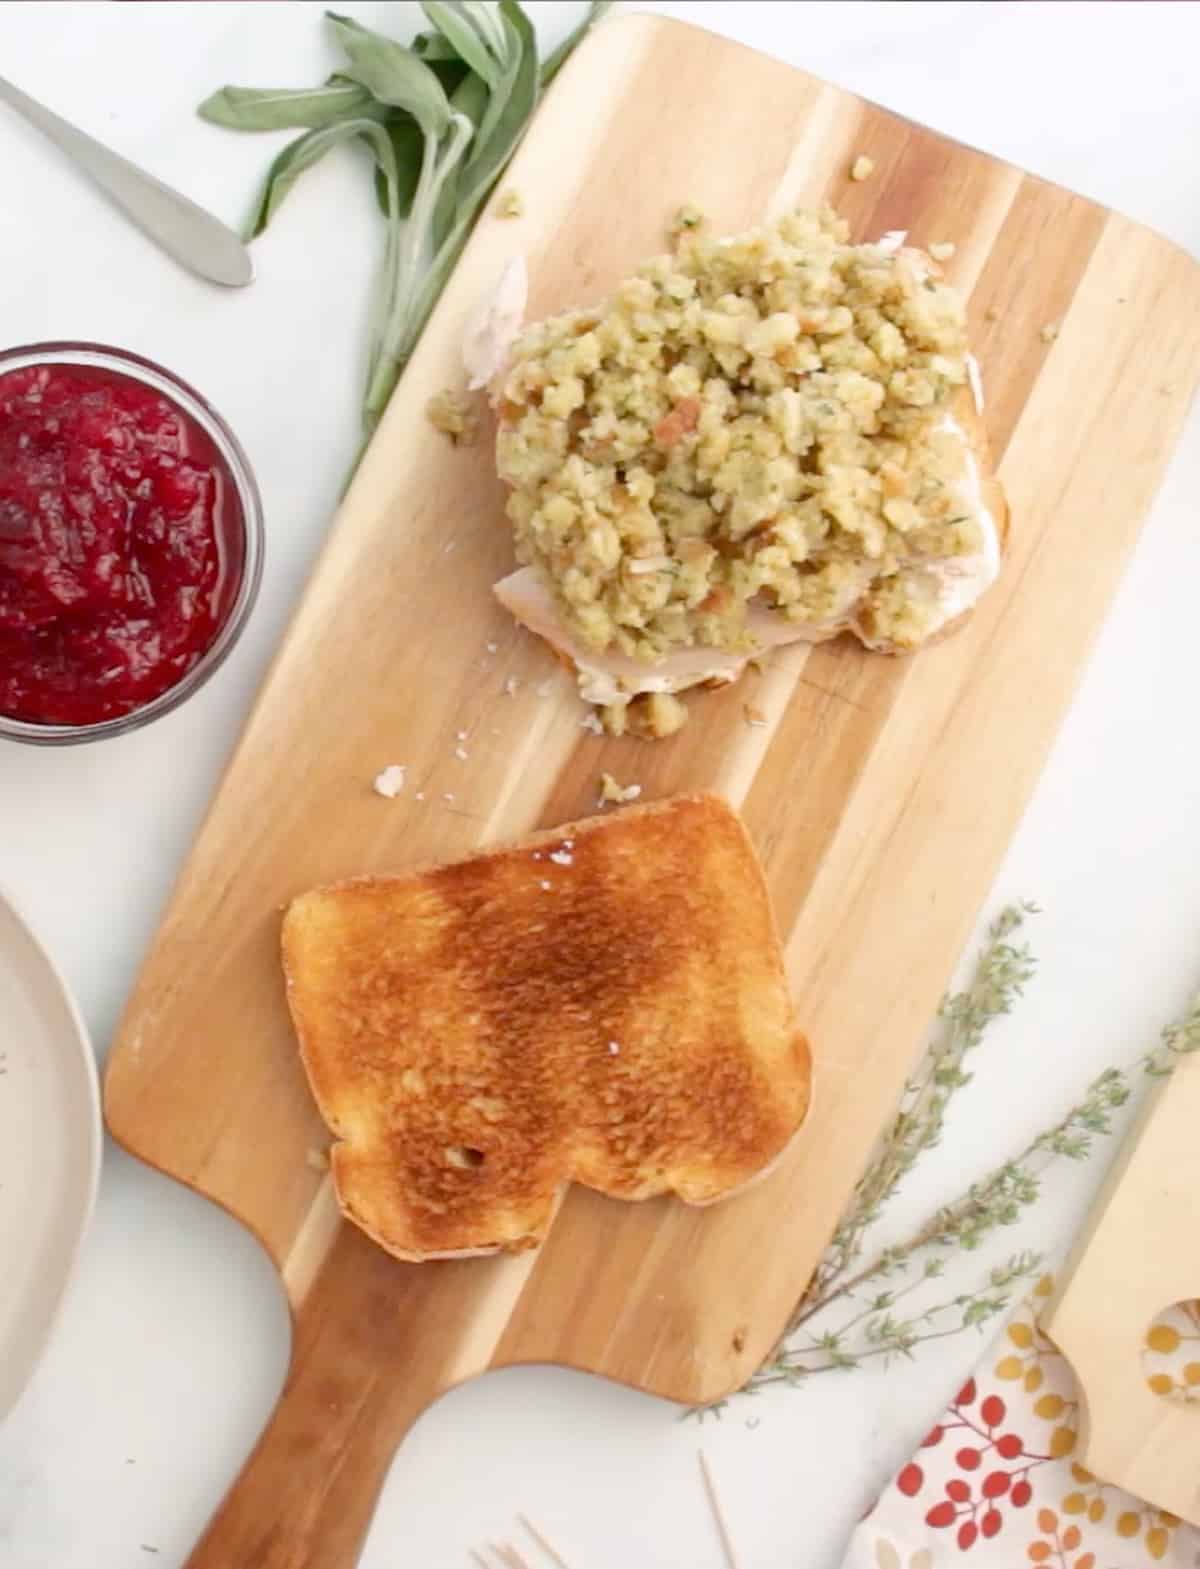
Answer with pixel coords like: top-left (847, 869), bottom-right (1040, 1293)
top-left (3, 3), bottom-right (1200, 1565)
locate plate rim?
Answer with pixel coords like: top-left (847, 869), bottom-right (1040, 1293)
top-left (0, 882), bottom-right (102, 1418)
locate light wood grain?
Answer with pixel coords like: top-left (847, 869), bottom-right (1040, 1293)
top-left (1041, 1056), bottom-right (1200, 1525)
top-left (101, 14), bottom-right (1200, 1567)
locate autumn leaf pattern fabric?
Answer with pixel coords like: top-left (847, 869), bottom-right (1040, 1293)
top-left (842, 1276), bottom-right (1199, 1568)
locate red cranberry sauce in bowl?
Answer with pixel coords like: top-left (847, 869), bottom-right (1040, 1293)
top-left (0, 344), bottom-right (262, 743)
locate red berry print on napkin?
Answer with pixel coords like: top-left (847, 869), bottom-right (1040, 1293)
top-left (919, 1378), bottom-right (1057, 1546)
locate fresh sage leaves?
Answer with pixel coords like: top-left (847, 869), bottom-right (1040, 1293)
top-left (370, 118), bottom-right (426, 220)
top-left (324, 11), bottom-right (452, 137)
top-left (198, 79), bottom-right (379, 132)
top-left (420, 2), bottom-right (504, 90)
top-left (199, 1), bottom-right (613, 440)
top-left (247, 116), bottom-right (395, 237)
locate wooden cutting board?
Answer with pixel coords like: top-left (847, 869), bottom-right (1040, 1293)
top-left (103, 13), bottom-right (1200, 1567)
top-left (1042, 1055), bottom-right (1200, 1525)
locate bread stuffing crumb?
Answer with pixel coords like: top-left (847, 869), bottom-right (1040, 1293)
top-left (929, 240), bottom-right (956, 262)
top-left (850, 154), bottom-right (875, 182)
top-left (1040, 321), bottom-right (1060, 344)
top-left (373, 764), bottom-right (406, 798)
top-left (485, 641), bottom-right (499, 654)
top-left (305, 1147), bottom-right (330, 1173)
top-left (626, 691), bottom-right (688, 739)
top-left (608, 1040), bottom-right (621, 1055)
top-left (497, 188), bottom-right (524, 219)
top-left (426, 388), bottom-right (480, 445)
top-left (443, 792), bottom-right (456, 803)
top-left (744, 704), bottom-right (768, 727)
top-left (454, 746), bottom-right (469, 760)
top-left (668, 202), bottom-right (706, 241)
top-left (599, 772), bottom-right (642, 806)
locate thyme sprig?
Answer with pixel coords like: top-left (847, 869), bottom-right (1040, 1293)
top-left (806, 903), bottom-right (1039, 1311)
top-left (696, 905), bottom-right (1200, 1414)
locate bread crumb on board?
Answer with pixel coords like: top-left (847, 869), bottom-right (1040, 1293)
top-left (496, 188), bottom-right (524, 219)
top-left (744, 703), bottom-right (768, 728)
top-left (599, 772), bottom-right (642, 806)
top-left (668, 202), bottom-right (706, 241)
top-left (928, 240), bottom-right (956, 262)
top-left (373, 764), bottom-right (406, 798)
top-left (1040, 321), bottom-right (1061, 344)
top-left (600, 702), bottom-right (626, 737)
top-left (625, 691), bottom-right (688, 739)
top-left (850, 154), bottom-right (875, 182)
top-left (426, 388), bottom-right (480, 445)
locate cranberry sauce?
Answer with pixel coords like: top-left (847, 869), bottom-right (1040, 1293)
top-left (0, 360), bottom-right (244, 725)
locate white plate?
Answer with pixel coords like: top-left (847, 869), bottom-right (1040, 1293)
top-left (0, 887), bottom-right (100, 1417)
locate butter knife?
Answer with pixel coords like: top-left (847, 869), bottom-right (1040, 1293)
top-left (0, 72), bottom-right (254, 288)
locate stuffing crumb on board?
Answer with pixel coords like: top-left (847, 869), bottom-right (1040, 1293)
top-left (372, 764), bottom-right (406, 798)
top-left (425, 388), bottom-right (479, 445)
top-left (598, 772), bottom-right (642, 806)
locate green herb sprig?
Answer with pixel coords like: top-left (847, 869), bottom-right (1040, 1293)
top-left (693, 904), bottom-right (1200, 1415)
top-left (199, 2), bottom-right (611, 436)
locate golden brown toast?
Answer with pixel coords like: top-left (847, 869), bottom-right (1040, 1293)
top-left (281, 793), bottom-right (811, 1262)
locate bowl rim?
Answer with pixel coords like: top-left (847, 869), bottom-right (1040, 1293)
top-left (0, 340), bottom-right (264, 747)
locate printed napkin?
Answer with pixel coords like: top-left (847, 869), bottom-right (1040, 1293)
top-left (841, 1275), bottom-right (1200, 1568)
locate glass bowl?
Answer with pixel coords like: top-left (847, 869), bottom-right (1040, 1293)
top-left (0, 342), bottom-right (263, 746)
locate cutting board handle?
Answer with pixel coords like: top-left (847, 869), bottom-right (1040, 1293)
top-left (185, 1221), bottom-right (469, 1569)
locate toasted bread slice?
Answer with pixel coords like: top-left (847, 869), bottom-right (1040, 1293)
top-left (282, 793), bottom-right (811, 1262)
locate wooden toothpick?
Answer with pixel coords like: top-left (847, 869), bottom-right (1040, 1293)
top-left (698, 1449), bottom-right (741, 1569)
top-left (491, 1543), bottom-right (533, 1569)
top-left (518, 1513), bottom-right (573, 1569)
